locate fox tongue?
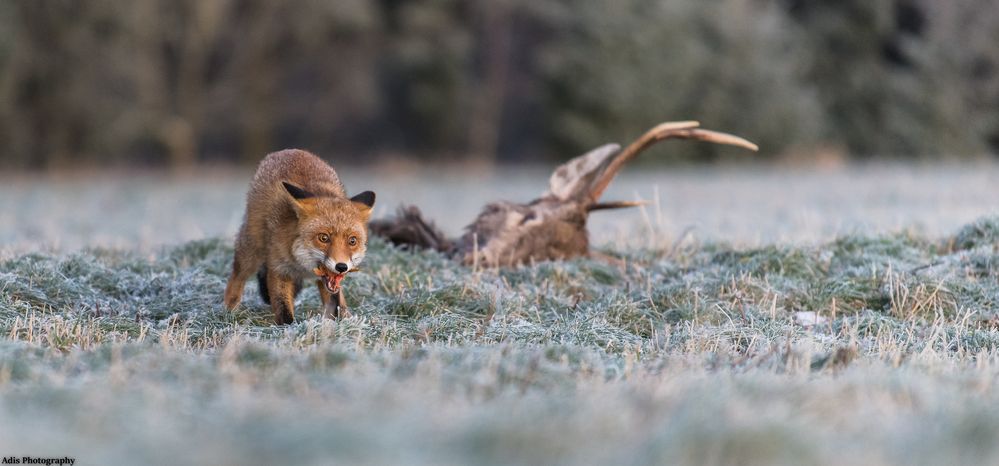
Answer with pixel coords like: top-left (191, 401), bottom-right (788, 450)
top-left (325, 273), bottom-right (345, 294)
top-left (313, 266), bottom-right (346, 293)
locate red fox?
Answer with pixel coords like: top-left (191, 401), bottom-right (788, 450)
top-left (223, 149), bottom-right (375, 324)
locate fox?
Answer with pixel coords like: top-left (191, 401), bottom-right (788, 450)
top-left (223, 149), bottom-right (375, 324)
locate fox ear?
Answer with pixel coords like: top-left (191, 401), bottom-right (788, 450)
top-left (283, 182), bottom-right (316, 200)
top-left (350, 190), bottom-right (376, 215)
top-left (283, 181), bottom-right (317, 217)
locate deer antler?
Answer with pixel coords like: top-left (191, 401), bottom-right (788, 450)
top-left (586, 121), bottom-right (758, 203)
top-left (371, 120), bottom-right (759, 267)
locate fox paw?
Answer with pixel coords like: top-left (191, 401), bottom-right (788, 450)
top-left (223, 293), bottom-right (242, 311)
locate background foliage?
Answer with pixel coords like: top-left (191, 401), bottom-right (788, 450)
top-left (1, 0), bottom-right (998, 169)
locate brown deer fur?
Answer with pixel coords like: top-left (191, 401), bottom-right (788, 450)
top-left (370, 121), bottom-right (757, 267)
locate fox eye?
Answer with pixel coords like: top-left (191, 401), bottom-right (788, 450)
top-left (348, 236), bottom-right (358, 246)
top-left (317, 233), bottom-right (330, 244)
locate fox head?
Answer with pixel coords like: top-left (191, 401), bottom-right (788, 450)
top-left (282, 181), bottom-right (376, 275)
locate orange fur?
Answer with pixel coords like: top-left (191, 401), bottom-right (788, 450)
top-left (223, 149), bottom-right (375, 324)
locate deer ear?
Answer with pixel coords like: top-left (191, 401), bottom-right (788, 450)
top-left (283, 182), bottom-right (316, 200)
top-left (350, 190), bottom-right (376, 215)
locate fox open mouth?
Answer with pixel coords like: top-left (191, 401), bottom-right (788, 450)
top-left (314, 267), bottom-right (346, 294)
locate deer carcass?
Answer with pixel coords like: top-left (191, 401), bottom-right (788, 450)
top-left (369, 121), bottom-right (758, 267)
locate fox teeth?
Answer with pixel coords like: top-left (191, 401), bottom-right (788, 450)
top-left (320, 272), bottom-right (345, 294)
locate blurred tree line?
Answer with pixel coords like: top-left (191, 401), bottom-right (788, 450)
top-left (0, 0), bottom-right (997, 170)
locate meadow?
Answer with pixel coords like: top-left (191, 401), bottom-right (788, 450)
top-left (2, 165), bottom-right (999, 465)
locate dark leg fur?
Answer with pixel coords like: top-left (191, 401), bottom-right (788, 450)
top-left (274, 300), bottom-right (295, 325)
top-left (259, 267), bottom-right (302, 305)
top-left (257, 265), bottom-right (302, 304)
top-left (257, 267), bottom-right (270, 304)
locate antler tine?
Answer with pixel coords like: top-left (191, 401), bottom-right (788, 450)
top-left (586, 200), bottom-right (650, 212)
top-left (587, 121), bottom-right (758, 203)
top-left (684, 129), bottom-right (759, 152)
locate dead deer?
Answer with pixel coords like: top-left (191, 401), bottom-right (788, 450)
top-left (370, 121), bottom-right (758, 267)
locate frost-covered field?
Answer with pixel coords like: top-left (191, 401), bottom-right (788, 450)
top-left (3, 163), bottom-right (999, 252)
top-left (2, 164), bottom-right (999, 465)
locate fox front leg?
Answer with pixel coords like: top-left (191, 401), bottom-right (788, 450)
top-left (335, 290), bottom-right (350, 319)
top-left (317, 280), bottom-right (351, 319)
top-left (267, 273), bottom-right (298, 325)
